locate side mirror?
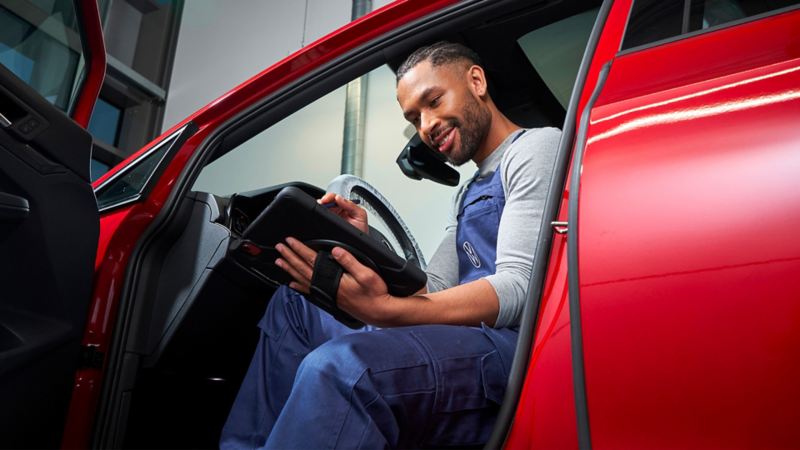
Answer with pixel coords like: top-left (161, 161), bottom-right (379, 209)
top-left (396, 133), bottom-right (460, 186)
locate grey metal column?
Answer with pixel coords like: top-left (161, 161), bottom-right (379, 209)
top-left (340, 0), bottom-right (372, 176)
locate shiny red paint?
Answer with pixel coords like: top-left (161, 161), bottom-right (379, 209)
top-left (62, 0), bottom-right (460, 446)
top-left (93, 206), bottom-right (133, 271)
top-left (506, 236), bottom-right (577, 448)
top-left (579, 8), bottom-right (800, 449)
top-left (505, 1), bottom-right (632, 448)
top-left (71, 0), bottom-right (106, 128)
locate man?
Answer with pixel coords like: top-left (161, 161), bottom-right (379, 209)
top-left (221, 41), bottom-right (560, 449)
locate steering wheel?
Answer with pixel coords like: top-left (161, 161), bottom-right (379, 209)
top-left (326, 175), bottom-right (427, 270)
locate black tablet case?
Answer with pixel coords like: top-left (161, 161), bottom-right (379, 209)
top-left (234, 186), bottom-right (427, 298)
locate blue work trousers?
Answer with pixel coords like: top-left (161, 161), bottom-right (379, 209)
top-left (220, 286), bottom-right (517, 449)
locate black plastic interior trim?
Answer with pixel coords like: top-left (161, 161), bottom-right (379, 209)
top-left (681, 0), bottom-right (692, 33)
top-left (484, 1), bottom-right (615, 448)
top-left (0, 191), bottom-right (29, 221)
top-left (568, 61), bottom-right (611, 450)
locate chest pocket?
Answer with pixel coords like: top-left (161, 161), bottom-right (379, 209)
top-left (456, 169), bottom-right (505, 284)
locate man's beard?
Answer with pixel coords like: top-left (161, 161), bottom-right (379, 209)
top-left (446, 94), bottom-right (491, 166)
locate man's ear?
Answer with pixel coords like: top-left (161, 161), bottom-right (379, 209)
top-left (467, 65), bottom-right (488, 98)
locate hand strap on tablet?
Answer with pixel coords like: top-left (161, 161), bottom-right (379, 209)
top-left (309, 250), bottom-right (364, 329)
top-left (310, 250), bottom-right (342, 306)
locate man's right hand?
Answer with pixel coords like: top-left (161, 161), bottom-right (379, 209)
top-left (318, 193), bottom-right (368, 234)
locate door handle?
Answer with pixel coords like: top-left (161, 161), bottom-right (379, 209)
top-left (0, 192), bottom-right (30, 221)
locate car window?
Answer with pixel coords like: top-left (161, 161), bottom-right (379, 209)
top-left (691, 0), bottom-right (800, 29)
top-left (95, 131), bottom-right (178, 211)
top-left (191, 5), bottom-right (602, 258)
top-left (0, 0), bottom-right (87, 113)
top-left (192, 65), bottom-right (475, 257)
top-left (621, 0), bottom-right (686, 50)
top-left (622, 0), bottom-right (800, 51)
top-left (518, 7), bottom-right (600, 109)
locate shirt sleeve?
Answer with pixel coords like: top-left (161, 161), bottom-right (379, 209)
top-left (485, 127), bottom-right (561, 328)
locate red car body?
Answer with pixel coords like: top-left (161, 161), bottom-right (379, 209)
top-left (2, 0), bottom-right (798, 448)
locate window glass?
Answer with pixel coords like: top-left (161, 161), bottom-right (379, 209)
top-left (690, 0), bottom-right (800, 30)
top-left (192, 66), bottom-right (475, 258)
top-left (191, 5), bottom-right (599, 257)
top-left (90, 158), bottom-right (110, 181)
top-left (0, 0), bottom-right (86, 112)
top-left (192, 87), bottom-right (347, 196)
top-left (95, 134), bottom-right (176, 210)
top-left (622, 0), bottom-right (685, 50)
top-left (622, 0), bottom-right (800, 50)
top-left (88, 97), bottom-right (123, 146)
top-left (518, 7), bottom-right (600, 109)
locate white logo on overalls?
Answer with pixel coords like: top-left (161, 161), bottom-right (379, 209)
top-left (462, 241), bottom-right (481, 268)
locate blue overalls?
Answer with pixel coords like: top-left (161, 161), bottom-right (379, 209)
top-left (221, 144), bottom-right (520, 449)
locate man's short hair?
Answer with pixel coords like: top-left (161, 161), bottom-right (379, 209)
top-left (396, 41), bottom-right (483, 83)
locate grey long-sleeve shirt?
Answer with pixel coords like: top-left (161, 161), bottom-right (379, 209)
top-left (424, 127), bottom-right (561, 328)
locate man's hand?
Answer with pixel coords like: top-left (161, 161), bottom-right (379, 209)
top-left (318, 193), bottom-right (368, 234)
top-left (276, 238), bottom-right (500, 328)
top-left (328, 246), bottom-right (393, 324)
top-left (275, 237), bottom-right (392, 324)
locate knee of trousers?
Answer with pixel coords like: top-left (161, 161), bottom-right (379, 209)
top-left (293, 330), bottom-right (428, 396)
top-left (294, 333), bottom-right (373, 390)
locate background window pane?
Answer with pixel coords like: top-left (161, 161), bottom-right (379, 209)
top-left (0, 0), bottom-right (85, 111)
top-left (88, 97), bottom-right (123, 146)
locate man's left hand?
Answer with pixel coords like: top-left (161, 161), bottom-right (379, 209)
top-left (275, 237), bottom-right (392, 324)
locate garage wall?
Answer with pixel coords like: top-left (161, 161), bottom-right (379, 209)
top-left (163, 0), bottom-right (353, 131)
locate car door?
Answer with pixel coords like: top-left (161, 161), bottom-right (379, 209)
top-left (573, 1), bottom-right (800, 448)
top-left (0, 0), bottom-right (105, 446)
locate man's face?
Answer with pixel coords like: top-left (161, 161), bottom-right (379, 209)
top-left (397, 60), bottom-right (491, 166)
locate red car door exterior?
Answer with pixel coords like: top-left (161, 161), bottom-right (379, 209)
top-left (577, 5), bottom-right (800, 449)
top-left (504, 1), bottom-right (630, 448)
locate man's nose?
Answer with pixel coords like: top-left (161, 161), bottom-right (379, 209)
top-left (420, 112), bottom-right (439, 143)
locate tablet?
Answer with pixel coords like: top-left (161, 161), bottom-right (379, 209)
top-left (232, 186), bottom-right (427, 299)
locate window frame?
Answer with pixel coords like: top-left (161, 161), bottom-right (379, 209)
top-left (94, 123), bottom-right (194, 212)
top-left (618, 1), bottom-right (800, 55)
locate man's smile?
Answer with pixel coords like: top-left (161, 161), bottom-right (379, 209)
top-left (433, 126), bottom-right (457, 153)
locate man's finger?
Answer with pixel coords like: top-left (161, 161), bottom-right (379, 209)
top-left (276, 258), bottom-right (309, 286)
top-left (286, 237), bottom-right (317, 265)
top-left (276, 243), bottom-right (313, 280)
top-left (335, 195), bottom-right (363, 216)
top-left (331, 246), bottom-right (377, 286)
top-left (318, 192), bottom-right (337, 205)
